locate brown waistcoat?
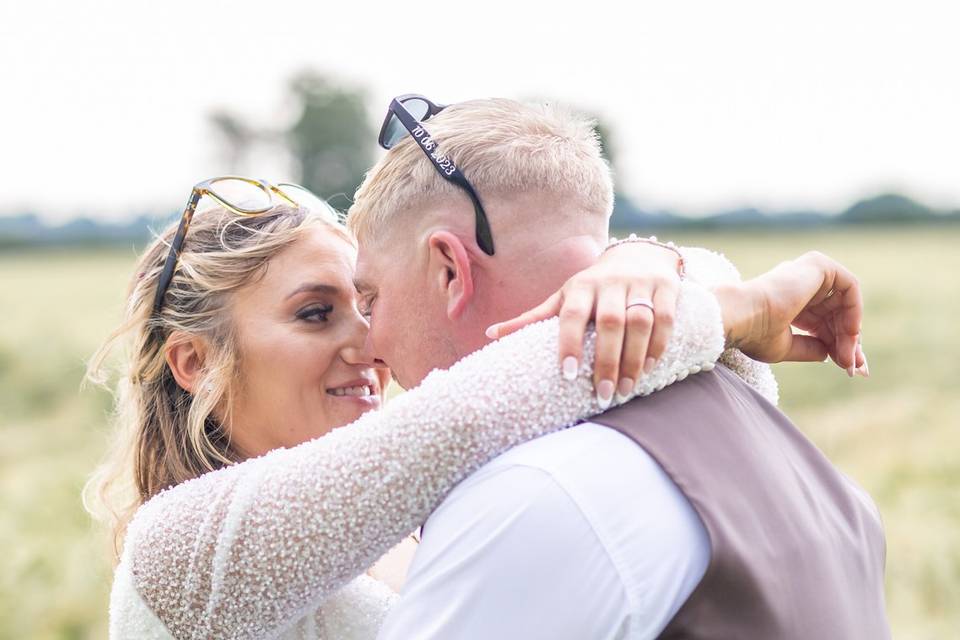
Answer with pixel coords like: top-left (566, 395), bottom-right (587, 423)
top-left (591, 365), bottom-right (890, 640)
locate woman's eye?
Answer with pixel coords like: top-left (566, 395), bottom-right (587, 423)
top-left (297, 304), bottom-right (334, 323)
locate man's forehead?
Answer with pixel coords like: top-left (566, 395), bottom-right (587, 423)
top-left (352, 247), bottom-right (382, 293)
top-left (354, 233), bottom-right (421, 293)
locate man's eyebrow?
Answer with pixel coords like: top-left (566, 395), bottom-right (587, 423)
top-left (285, 283), bottom-right (341, 300)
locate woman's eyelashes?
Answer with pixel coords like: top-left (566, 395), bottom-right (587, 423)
top-left (296, 303), bottom-right (334, 323)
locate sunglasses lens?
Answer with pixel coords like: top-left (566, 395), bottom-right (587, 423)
top-left (277, 184), bottom-right (339, 219)
top-left (403, 97), bottom-right (431, 120)
top-left (381, 116), bottom-right (405, 149)
top-left (206, 178), bottom-right (272, 214)
top-left (382, 98), bottom-right (431, 149)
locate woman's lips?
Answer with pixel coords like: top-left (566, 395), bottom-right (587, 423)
top-left (326, 382), bottom-right (382, 409)
top-left (328, 394), bottom-right (381, 411)
top-left (327, 384), bottom-right (376, 397)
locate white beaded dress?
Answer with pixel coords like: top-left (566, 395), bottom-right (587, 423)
top-left (108, 248), bottom-right (778, 639)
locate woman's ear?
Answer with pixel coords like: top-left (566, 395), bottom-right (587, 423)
top-left (427, 230), bottom-right (475, 320)
top-left (164, 332), bottom-right (209, 394)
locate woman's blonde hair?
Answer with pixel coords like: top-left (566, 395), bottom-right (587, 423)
top-left (83, 201), bottom-right (349, 563)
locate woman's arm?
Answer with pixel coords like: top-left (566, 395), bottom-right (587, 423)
top-left (491, 240), bottom-right (864, 408)
top-left (119, 280), bottom-right (732, 639)
top-left (681, 246), bottom-right (868, 400)
top-left (487, 239), bottom-right (781, 406)
top-left (678, 245), bottom-right (782, 404)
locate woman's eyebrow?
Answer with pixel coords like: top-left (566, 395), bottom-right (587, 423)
top-left (285, 283), bottom-right (341, 300)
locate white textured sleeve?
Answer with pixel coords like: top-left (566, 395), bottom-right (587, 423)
top-left (679, 246), bottom-right (780, 405)
top-left (120, 280), bottom-right (740, 639)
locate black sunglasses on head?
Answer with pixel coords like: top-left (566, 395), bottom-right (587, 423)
top-left (378, 94), bottom-right (495, 256)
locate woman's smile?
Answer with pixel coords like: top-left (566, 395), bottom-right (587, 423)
top-left (326, 377), bottom-right (382, 409)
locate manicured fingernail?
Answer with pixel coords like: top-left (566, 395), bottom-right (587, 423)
top-left (847, 366), bottom-right (855, 378)
top-left (616, 377), bottom-right (634, 401)
top-left (485, 325), bottom-right (499, 339)
top-left (562, 356), bottom-right (578, 381)
top-left (643, 357), bottom-right (656, 375)
top-left (858, 350), bottom-right (870, 377)
top-left (597, 379), bottom-right (615, 409)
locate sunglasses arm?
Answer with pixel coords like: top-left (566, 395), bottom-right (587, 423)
top-left (153, 190), bottom-right (202, 313)
top-left (389, 102), bottom-right (496, 255)
top-left (448, 172), bottom-right (495, 256)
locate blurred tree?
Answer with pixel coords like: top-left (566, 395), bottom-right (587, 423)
top-left (208, 71), bottom-right (375, 209)
top-left (209, 110), bottom-right (254, 173)
top-left (586, 111), bottom-right (647, 230)
top-left (840, 193), bottom-right (937, 224)
top-left (286, 72), bottom-right (375, 208)
top-left (592, 117), bottom-right (617, 171)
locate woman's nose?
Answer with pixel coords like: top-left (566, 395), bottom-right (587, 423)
top-left (342, 341), bottom-right (382, 367)
top-left (341, 318), bottom-right (385, 368)
top-left (341, 343), bottom-right (367, 365)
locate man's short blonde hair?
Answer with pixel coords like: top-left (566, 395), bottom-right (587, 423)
top-left (347, 98), bottom-right (614, 247)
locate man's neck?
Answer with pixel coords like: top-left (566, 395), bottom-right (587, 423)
top-left (479, 233), bottom-right (602, 333)
top-left (422, 190), bottom-right (608, 363)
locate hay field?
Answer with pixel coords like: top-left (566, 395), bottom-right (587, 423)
top-left (0, 225), bottom-right (956, 639)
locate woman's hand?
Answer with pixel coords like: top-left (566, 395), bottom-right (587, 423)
top-left (485, 241), bottom-right (683, 408)
top-left (714, 251), bottom-right (867, 376)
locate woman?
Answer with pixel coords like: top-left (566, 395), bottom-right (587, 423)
top-left (85, 186), bottom-right (832, 638)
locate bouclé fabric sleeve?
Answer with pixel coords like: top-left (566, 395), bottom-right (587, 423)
top-left (112, 271), bottom-right (774, 639)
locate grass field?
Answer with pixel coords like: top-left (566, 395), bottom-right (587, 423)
top-left (0, 226), bottom-right (957, 639)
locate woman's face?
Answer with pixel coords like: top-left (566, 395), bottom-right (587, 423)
top-left (223, 225), bottom-right (390, 457)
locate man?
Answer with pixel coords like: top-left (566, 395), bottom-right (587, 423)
top-left (348, 97), bottom-right (889, 638)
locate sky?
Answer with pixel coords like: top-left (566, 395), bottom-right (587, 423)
top-left (1, 0), bottom-right (958, 222)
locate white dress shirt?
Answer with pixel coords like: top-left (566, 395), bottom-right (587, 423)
top-left (377, 422), bottom-right (711, 640)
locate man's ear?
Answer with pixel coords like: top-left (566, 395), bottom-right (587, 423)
top-left (164, 332), bottom-right (209, 394)
top-left (427, 230), bottom-right (475, 320)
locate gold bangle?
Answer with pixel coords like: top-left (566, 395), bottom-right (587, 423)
top-left (605, 234), bottom-right (686, 280)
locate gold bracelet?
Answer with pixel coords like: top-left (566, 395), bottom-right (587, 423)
top-left (605, 233), bottom-right (686, 280)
